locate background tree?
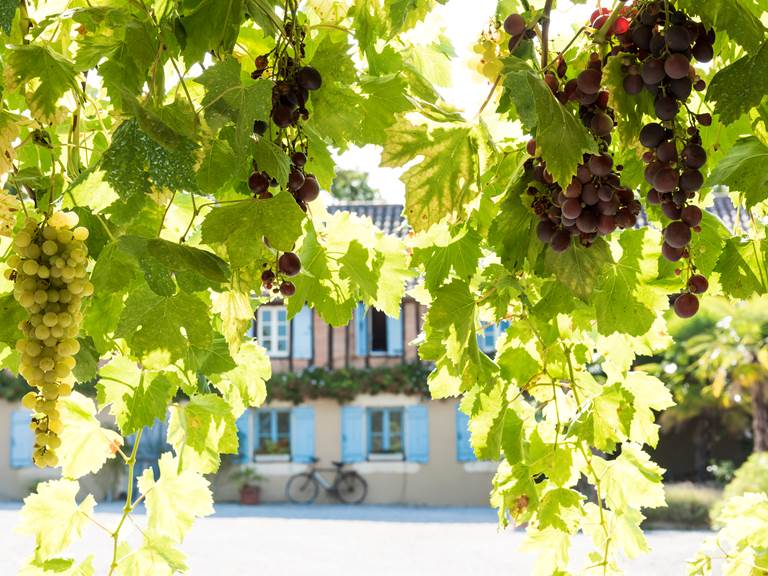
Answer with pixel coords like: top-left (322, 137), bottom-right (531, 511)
top-left (330, 169), bottom-right (379, 201)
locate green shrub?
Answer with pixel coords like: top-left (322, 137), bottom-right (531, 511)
top-left (711, 452), bottom-right (768, 523)
top-left (643, 483), bottom-right (721, 529)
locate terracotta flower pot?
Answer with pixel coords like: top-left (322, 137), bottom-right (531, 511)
top-left (240, 484), bottom-right (261, 505)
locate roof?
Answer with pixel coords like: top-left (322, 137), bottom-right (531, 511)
top-left (330, 194), bottom-right (748, 237)
top-left (327, 202), bottom-right (407, 237)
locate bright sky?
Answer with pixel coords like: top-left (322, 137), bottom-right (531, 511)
top-left (334, 0), bottom-right (595, 203)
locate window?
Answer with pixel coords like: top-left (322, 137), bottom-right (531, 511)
top-left (370, 308), bottom-right (388, 353)
top-left (367, 408), bottom-right (404, 456)
top-left (478, 320), bottom-right (510, 353)
top-left (256, 306), bottom-right (289, 357)
top-left (254, 409), bottom-right (291, 457)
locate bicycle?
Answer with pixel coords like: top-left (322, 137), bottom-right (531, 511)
top-left (285, 458), bottom-right (368, 504)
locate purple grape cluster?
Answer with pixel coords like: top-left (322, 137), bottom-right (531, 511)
top-left (610, 2), bottom-right (713, 317)
top-left (261, 251), bottom-right (302, 297)
top-left (503, 13), bottom-right (536, 52)
top-left (525, 52), bottom-right (640, 252)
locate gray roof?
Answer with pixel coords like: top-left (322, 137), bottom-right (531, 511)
top-left (331, 194), bottom-right (749, 237)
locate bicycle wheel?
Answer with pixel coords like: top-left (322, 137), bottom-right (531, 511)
top-left (336, 471), bottom-right (367, 504)
top-left (286, 473), bottom-right (319, 504)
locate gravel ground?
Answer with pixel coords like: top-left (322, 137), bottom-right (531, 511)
top-left (0, 503), bottom-right (714, 575)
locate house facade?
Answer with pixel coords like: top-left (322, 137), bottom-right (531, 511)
top-left (2, 203), bottom-right (502, 505)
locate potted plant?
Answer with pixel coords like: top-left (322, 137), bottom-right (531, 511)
top-left (231, 467), bottom-right (266, 505)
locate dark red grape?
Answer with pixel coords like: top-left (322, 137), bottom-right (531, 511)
top-left (681, 205), bottom-right (703, 227)
top-left (656, 141), bottom-right (678, 163)
top-left (278, 252), bottom-right (302, 276)
top-left (640, 123), bottom-right (666, 148)
top-left (662, 201), bottom-right (683, 220)
top-left (647, 189), bottom-right (661, 205)
top-left (249, 172), bottom-right (270, 194)
top-left (597, 213), bottom-right (617, 234)
top-left (669, 77), bottom-right (693, 99)
top-left (697, 113), bottom-right (712, 126)
top-left (664, 53), bottom-right (691, 79)
top-left (297, 67), bottom-right (322, 91)
top-left (576, 210), bottom-right (598, 233)
top-left (537, 220), bottom-right (557, 242)
top-left (692, 41), bottom-right (714, 63)
top-left (631, 25), bottom-right (653, 50)
top-left (550, 230), bottom-right (571, 252)
top-left (590, 111), bottom-right (614, 137)
top-left (292, 152), bottom-right (307, 167)
top-left (296, 174), bottom-right (320, 202)
top-left (688, 274), bottom-right (709, 294)
top-left (662, 241), bottom-right (684, 261)
top-left (597, 185), bottom-right (613, 202)
top-left (612, 17), bottom-right (630, 35)
top-left (273, 105), bottom-right (294, 128)
top-left (682, 145), bottom-right (707, 169)
top-left (544, 73), bottom-right (559, 93)
top-left (526, 139), bottom-right (537, 156)
top-left (582, 183), bottom-right (600, 205)
top-left (623, 74), bottom-right (644, 95)
top-left (279, 281), bottom-right (296, 297)
top-left (588, 154), bottom-right (612, 177)
top-left (288, 168), bottom-right (306, 191)
top-left (504, 13), bottom-right (526, 36)
top-left (641, 58), bottom-right (666, 84)
top-left (674, 293), bottom-right (699, 318)
top-left (598, 197), bottom-right (619, 215)
top-left (694, 79), bottom-right (706, 91)
top-left (253, 120), bottom-right (268, 135)
top-left (562, 198), bottom-right (582, 219)
top-left (650, 33), bottom-right (666, 57)
top-left (655, 95), bottom-right (679, 121)
top-left (577, 69), bottom-right (602, 95)
top-left (261, 269), bottom-right (275, 284)
top-left (664, 221), bottom-right (692, 248)
top-left (665, 25), bottom-right (691, 52)
top-left (576, 164), bottom-right (592, 184)
top-left (615, 208), bottom-right (635, 229)
top-left (654, 167), bottom-right (679, 193)
top-left (565, 179), bottom-right (582, 198)
top-left (679, 170), bottom-right (704, 193)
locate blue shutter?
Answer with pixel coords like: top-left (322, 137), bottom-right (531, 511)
top-left (341, 405), bottom-right (365, 463)
top-left (386, 314), bottom-right (403, 356)
top-left (10, 409), bottom-right (33, 468)
top-left (290, 406), bottom-right (315, 463)
top-left (456, 406), bottom-right (476, 462)
top-left (354, 303), bottom-right (368, 356)
top-left (236, 411), bottom-right (252, 464)
top-left (292, 306), bottom-right (313, 360)
top-left (404, 405), bottom-right (429, 463)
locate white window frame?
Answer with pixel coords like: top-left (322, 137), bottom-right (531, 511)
top-left (256, 306), bottom-right (290, 358)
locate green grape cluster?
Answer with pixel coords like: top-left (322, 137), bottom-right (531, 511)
top-left (6, 212), bottom-right (92, 468)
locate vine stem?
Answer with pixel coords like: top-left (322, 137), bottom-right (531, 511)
top-left (540, 0), bottom-right (554, 69)
top-left (593, 2), bottom-right (623, 45)
top-left (108, 427), bottom-right (143, 576)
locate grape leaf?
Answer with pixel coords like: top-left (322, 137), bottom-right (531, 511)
top-left (179, 0), bottom-right (244, 64)
top-left (677, 0), bottom-right (767, 52)
top-left (137, 452), bottom-right (214, 542)
top-left (537, 488), bottom-right (584, 532)
top-left (527, 74), bottom-right (599, 187)
top-left (621, 372), bottom-right (674, 448)
top-left (97, 357), bottom-right (178, 436)
top-left (20, 556), bottom-right (95, 576)
top-left (201, 193), bottom-right (305, 269)
top-left (252, 138), bottom-right (291, 188)
top-left (340, 240), bottom-right (382, 301)
top-left (0, 0), bottom-right (18, 34)
top-left (101, 120), bottom-right (198, 197)
top-left (210, 341), bottom-right (271, 415)
top-left (688, 211), bottom-right (730, 276)
top-left (714, 238), bottom-right (767, 298)
top-left (115, 536), bottom-right (187, 576)
top-left (382, 121), bottom-right (476, 232)
top-left (4, 45), bottom-right (80, 123)
top-left (197, 139), bottom-right (238, 195)
top-left (385, 0), bottom-right (439, 33)
top-left (58, 392), bottom-right (122, 479)
top-left (707, 41), bottom-right (768, 124)
top-left (211, 289), bottom-right (253, 353)
top-left (708, 136), bottom-right (768, 208)
top-left (411, 226), bottom-right (483, 291)
top-left (167, 394), bottom-right (238, 473)
top-left (590, 443), bottom-right (666, 511)
top-left (359, 74), bottom-right (413, 145)
top-left (18, 479), bottom-right (96, 559)
top-left (489, 175), bottom-right (539, 272)
top-left (115, 286), bottom-right (213, 361)
top-left (594, 230), bottom-right (662, 337)
top-left (194, 57), bottom-right (272, 154)
top-left (0, 292), bottom-right (25, 346)
top-left (543, 238), bottom-right (612, 301)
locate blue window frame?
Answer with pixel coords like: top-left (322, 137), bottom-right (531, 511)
top-left (254, 409), bottom-right (291, 456)
top-left (367, 407), bottom-right (404, 455)
top-left (478, 320), bottom-right (510, 353)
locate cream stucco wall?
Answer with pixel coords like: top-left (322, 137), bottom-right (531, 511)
top-left (214, 396), bottom-right (496, 506)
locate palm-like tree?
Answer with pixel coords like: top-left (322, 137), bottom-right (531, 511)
top-left (661, 298), bottom-right (768, 453)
